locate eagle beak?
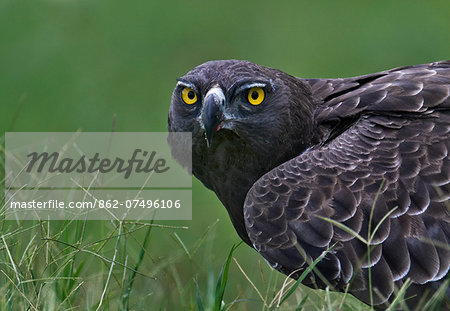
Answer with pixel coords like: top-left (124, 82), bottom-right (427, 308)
top-left (201, 87), bottom-right (225, 147)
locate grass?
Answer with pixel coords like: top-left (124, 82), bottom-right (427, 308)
top-left (0, 137), bottom-right (448, 311)
top-left (0, 213), bottom-right (447, 311)
top-left (0, 200), bottom-right (368, 310)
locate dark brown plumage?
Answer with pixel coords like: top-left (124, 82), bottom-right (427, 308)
top-left (168, 60), bottom-right (450, 308)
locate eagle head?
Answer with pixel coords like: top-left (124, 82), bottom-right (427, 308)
top-left (168, 60), bottom-right (317, 180)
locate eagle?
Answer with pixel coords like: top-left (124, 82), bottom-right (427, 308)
top-left (167, 60), bottom-right (450, 309)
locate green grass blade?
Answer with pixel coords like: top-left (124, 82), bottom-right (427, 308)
top-left (195, 276), bottom-right (205, 311)
top-left (369, 206), bottom-right (398, 243)
top-left (191, 218), bottom-right (220, 258)
top-left (386, 278), bottom-right (412, 311)
top-left (279, 244), bottom-right (333, 305)
top-left (315, 215), bottom-right (368, 245)
top-left (122, 220), bottom-right (154, 310)
top-left (214, 242), bottom-right (242, 311)
top-left (295, 294), bottom-right (309, 311)
top-left (171, 232), bottom-right (191, 259)
top-left (420, 278), bottom-right (450, 311)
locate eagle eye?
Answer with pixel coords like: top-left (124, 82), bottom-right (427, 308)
top-left (181, 87), bottom-right (198, 105)
top-left (247, 87), bottom-right (265, 105)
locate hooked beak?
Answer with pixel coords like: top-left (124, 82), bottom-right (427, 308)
top-left (201, 87), bottom-right (225, 147)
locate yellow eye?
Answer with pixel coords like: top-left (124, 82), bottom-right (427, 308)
top-left (247, 87), bottom-right (265, 105)
top-left (181, 87), bottom-right (198, 104)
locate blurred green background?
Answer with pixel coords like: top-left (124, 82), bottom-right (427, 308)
top-left (1, 0), bottom-right (449, 310)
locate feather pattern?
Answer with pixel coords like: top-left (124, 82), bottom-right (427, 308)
top-left (168, 60), bottom-right (450, 308)
top-left (245, 61), bottom-right (450, 305)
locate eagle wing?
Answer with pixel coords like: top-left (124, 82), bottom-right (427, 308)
top-left (243, 61), bottom-right (450, 305)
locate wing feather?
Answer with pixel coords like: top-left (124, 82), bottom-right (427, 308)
top-left (244, 61), bottom-right (450, 305)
